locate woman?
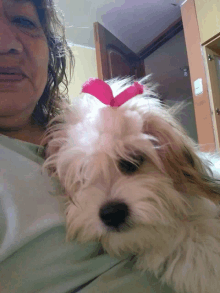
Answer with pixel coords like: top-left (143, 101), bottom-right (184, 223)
top-left (0, 0), bottom-right (175, 292)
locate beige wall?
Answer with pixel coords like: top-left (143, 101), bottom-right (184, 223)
top-left (67, 45), bottom-right (98, 101)
top-left (194, 0), bottom-right (220, 44)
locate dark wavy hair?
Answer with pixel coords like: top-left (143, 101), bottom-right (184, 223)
top-left (31, 0), bottom-right (74, 126)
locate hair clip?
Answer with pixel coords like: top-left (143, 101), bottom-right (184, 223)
top-left (81, 78), bottom-right (144, 107)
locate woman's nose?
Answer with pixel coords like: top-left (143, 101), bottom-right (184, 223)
top-left (0, 16), bottom-right (23, 55)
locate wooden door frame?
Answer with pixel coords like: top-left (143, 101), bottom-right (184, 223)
top-left (181, 0), bottom-right (216, 151)
top-left (94, 22), bottom-right (110, 80)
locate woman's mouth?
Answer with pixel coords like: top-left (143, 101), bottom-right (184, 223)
top-left (0, 67), bottom-right (26, 82)
top-left (0, 73), bottom-right (25, 81)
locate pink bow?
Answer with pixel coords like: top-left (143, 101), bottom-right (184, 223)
top-left (81, 78), bottom-right (144, 107)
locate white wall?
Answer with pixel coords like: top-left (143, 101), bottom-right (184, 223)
top-left (165, 98), bottom-right (198, 143)
top-left (144, 31), bottom-right (192, 99)
top-left (144, 31), bottom-right (198, 142)
top-left (67, 45), bottom-right (98, 101)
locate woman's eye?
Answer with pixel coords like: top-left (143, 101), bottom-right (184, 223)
top-left (12, 17), bottom-right (36, 29)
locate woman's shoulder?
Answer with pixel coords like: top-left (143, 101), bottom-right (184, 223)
top-left (0, 134), bottom-right (65, 260)
top-left (0, 134), bottom-right (45, 164)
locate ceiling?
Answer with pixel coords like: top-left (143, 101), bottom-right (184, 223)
top-left (54, 0), bottom-right (184, 53)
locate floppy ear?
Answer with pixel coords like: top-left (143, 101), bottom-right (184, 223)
top-left (143, 113), bottom-right (199, 177)
top-left (142, 112), bottom-right (220, 203)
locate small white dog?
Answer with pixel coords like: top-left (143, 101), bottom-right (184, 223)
top-left (43, 77), bottom-right (220, 293)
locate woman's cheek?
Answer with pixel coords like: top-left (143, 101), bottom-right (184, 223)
top-left (29, 36), bottom-right (49, 95)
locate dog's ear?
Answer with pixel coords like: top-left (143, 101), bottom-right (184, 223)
top-left (143, 113), bottom-right (205, 183)
top-left (143, 112), bottom-right (220, 203)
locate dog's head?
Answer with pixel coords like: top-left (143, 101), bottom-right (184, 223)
top-left (43, 77), bottom-right (220, 257)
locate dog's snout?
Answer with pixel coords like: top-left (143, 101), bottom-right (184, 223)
top-left (99, 201), bottom-right (129, 229)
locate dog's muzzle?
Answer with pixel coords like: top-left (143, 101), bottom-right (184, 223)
top-left (99, 201), bottom-right (129, 230)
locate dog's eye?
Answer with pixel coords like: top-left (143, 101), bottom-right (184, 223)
top-left (118, 155), bottom-right (144, 175)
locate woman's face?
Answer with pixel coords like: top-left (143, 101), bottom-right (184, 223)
top-left (0, 0), bottom-right (49, 128)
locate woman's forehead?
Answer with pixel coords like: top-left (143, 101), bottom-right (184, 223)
top-left (3, 0), bottom-right (39, 19)
top-left (4, 0), bottom-right (32, 4)
top-left (3, 0), bottom-right (36, 11)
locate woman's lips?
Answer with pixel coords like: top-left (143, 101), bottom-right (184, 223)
top-left (0, 73), bottom-right (25, 81)
top-left (0, 67), bottom-right (26, 82)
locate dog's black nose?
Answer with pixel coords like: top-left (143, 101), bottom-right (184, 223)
top-left (99, 202), bottom-right (129, 229)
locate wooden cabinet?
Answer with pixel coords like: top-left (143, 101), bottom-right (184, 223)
top-left (203, 35), bottom-right (220, 149)
top-left (194, 0), bottom-right (220, 44)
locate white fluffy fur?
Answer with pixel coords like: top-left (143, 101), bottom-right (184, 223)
top-left (43, 77), bottom-right (220, 293)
